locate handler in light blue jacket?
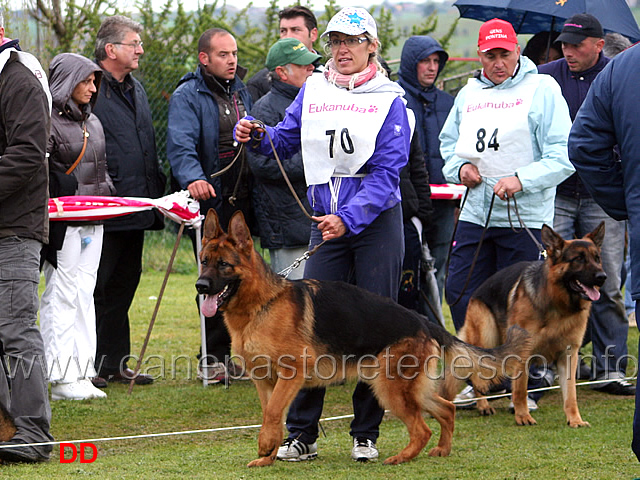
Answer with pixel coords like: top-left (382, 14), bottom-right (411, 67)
top-left (439, 18), bottom-right (574, 333)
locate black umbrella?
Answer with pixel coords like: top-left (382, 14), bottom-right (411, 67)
top-left (453, 0), bottom-right (640, 42)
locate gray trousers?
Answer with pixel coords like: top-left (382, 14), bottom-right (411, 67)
top-left (0, 236), bottom-right (53, 449)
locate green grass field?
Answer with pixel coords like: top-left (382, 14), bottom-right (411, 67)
top-left (5, 230), bottom-right (639, 479)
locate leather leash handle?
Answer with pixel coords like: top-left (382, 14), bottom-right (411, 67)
top-left (65, 122), bottom-right (88, 175)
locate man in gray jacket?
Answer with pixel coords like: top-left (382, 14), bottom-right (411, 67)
top-left (91, 15), bottom-right (165, 387)
top-left (0, 10), bottom-right (54, 463)
top-left (247, 38), bottom-right (320, 278)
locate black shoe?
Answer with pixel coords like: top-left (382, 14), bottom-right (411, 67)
top-left (90, 376), bottom-right (108, 388)
top-left (592, 379), bottom-right (635, 396)
top-left (107, 368), bottom-right (154, 385)
top-left (576, 358), bottom-right (592, 380)
top-left (0, 440), bottom-right (50, 463)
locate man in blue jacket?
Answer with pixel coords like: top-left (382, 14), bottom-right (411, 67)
top-left (397, 35), bottom-right (454, 321)
top-left (568, 42), bottom-right (640, 461)
top-left (167, 28), bottom-right (253, 384)
top-left (539, 14), bottom-right (633, 396)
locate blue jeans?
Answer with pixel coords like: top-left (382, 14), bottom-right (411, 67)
top-left (424, 200), bottom-right (457, 303)
top-left (285, 204), bottom-right (404, 444)
top-left (554, 195), bottom-right (628, 380)
top-left (0, 237), bottom-right (53, 449)
top-left (445, 221), bottom-right (543, 331)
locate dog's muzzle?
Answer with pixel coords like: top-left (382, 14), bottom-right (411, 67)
top-left (196, 277), bottom-right (212, 295)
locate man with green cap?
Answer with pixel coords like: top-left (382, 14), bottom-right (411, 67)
top-left (247, 37), bottom-right (320, 279)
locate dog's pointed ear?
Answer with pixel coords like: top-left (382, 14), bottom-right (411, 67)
top-left (202, 209), bottom-right (224, 245)
top-left (541, 224), bottom-right (565, 262)
top-left (228, 211), bottom-right (253, 254)
top-left (586, 221), bottom-right (605, 249)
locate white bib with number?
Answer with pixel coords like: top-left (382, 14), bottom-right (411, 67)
top-left (300, 73), bottom-right (399, 186)
top-left (454, 74), bottom-right (540, 178)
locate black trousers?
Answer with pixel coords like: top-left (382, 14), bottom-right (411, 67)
top-left (94, 230), bottom-right (144, 375)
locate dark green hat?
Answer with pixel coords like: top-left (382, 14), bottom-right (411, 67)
top-left (265, 38), bottom-right (321, 71)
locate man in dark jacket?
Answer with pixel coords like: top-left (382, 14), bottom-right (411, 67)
top-left (167, 28), bottom-right (253, 384)
top-left (91, 15), bottom-right (165, 387)
top-left (539, 14), bottom-right (633, 396)
top-left (396, 36), bottom-right (454, 317)
top-left (568, 43), bottom-right (640, 459)
top-left (0, 11), bottom-right (54, 463)
top-left (247, 38), bottom-right (320, 278)
top-left (246, 6), bottom-right (319, 103)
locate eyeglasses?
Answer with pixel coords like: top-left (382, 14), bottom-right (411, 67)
top-left (113, 41), bottom-right (144, 49)
top-left (327, 37), bottom-right (368, 49)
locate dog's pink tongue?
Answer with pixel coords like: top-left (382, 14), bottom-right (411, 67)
top-left (201, 294), bottom-right (219, 317)
top-left (584, 285), bottom-right (600, 302)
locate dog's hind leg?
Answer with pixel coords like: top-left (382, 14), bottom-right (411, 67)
top-left (375, 378), bottom-right (434, 465)
top-left (423, 393), bottom-right (455, 457)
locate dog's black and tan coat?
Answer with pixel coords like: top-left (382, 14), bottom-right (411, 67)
top-left (196, 210), bottom-right (531, 467)
top-left (441, 223), bottom-right (606, 428)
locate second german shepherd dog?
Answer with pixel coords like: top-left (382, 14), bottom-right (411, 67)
top-left (196, 210), bottom-right (531, 467)
top-left (441, 222), bottom-right (606, 428)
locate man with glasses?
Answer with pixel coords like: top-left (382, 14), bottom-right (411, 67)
top-left (91, 15), bottom-right (166, 388)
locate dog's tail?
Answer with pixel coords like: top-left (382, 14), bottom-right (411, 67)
top-left (0, 401), bottom-right (16, 442)
top-left (438, 325), bottom-right (532, 401)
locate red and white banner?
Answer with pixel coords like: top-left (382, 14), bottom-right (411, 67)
top-left (48, 191), bottom-right (201, 226)
top-left (430, 184), bottom-right (466, 200)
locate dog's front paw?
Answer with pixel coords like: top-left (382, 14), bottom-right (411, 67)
top-left (567, 418), bottom-right (590, 428)
top-left (427, 446), bottom-right (451, 457)
top-left (247, 456), bottom-right (275, 467)
top-left (515, 413), bottom-right (537, 426)
top-left (383, 454), bottom-right (404, 465)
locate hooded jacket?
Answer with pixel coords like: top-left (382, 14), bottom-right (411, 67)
top-left (0, 40), bottom-right (50, 243)
top-left (440, 56), bottom-right (574, 229)
top-left (48, 53), bottom-right (114, 198)
top-left (247, 71), bottom-right (410, 236)
top-left (397, 36), bottom-right (454, 185)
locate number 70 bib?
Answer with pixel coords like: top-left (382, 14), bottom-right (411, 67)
top-left (300, 74), bottom-right (399, 186)
top-left (454, 74), bottom-right (541, 178)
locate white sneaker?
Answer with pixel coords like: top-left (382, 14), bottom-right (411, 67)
top-left (276, 438), bottom-right (318, 461)
top-left (79, 379), bottom-right (107, 398)
top-left (508, 396), bottom-right (538, 412)
top-left (454, 385), bottom-right (476, 408)
top-left (351, 437), bottom-right (378, 462)
top-left (51, 381), bottom-right (94, 401)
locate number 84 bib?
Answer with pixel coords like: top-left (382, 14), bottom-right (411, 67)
top-left (454, 74), bottom-right (541, 178)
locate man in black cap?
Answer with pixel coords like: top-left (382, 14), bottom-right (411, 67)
top-left (539, 14), bottom-right (634, 396)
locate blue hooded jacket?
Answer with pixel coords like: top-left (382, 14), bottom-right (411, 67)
top-left (167, 67), bottom-right (252, 214)
top-left (397, 36), bottom-right (454, 184)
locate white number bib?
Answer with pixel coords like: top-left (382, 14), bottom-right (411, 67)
top-left (454, 74), bottom-right (541, 178)
top-left (300, 74), bottom-right (398, 185)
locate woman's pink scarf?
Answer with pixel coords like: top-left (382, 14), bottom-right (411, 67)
top-left (324, 59), bottom-right (377, 90)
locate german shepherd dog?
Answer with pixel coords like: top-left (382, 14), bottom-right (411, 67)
top-left (196, 210), bottom-right (531, 467)
top-left (441, 222), bottom-right (606, 428)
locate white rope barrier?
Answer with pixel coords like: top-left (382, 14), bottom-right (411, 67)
top-left (1, 376), bottom-right (635, 451)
